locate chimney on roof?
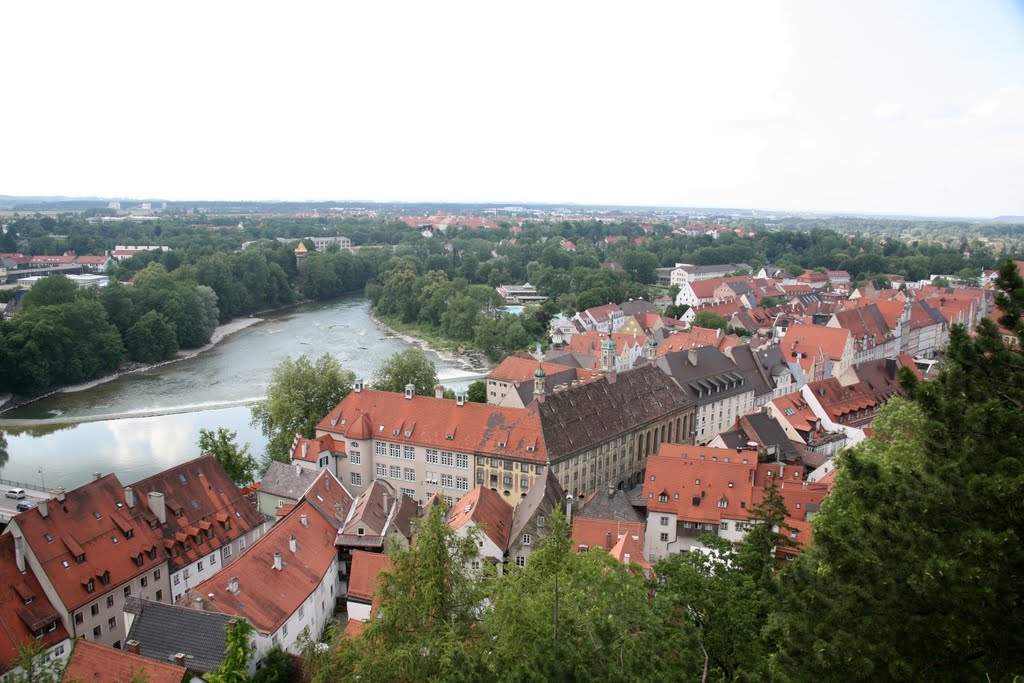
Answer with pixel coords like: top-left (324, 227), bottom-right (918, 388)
top-left (92, 471), bottom-right (101, 482)
top-left (37, 499), bottom-right (48, 518)
top-left (301, 442), bottom-right (309, 459)
top-left (125, 640), bottom-right (140, 654)
top-left (607, 484), bottom-right (615, 498)
top-left (354, 379), bottom-right (364, 393)
top-left (14, 535), bottom-right (25, 573)
top-left (295, 462), bottom-right (302, 476)
top-left (194, 595), bottom-right (204, 611)
top-left (228, 577), bottom-right (239, 594)
top-left (124, 486), bottom-right (135, 508)
top-left (174, 653), bottom-right (186, 668)
top-left (405, 383), bottom-right (415, 400)
top-left (300, 513), bottom-right (308, 528)
top-left (289, 535), bottom-right (297, 554)
top-left (456, 393), bottom-right (466, 407)
top-left (435, 384), bottom-right (444, 399)
top-left (687, 348), bottom-right (698, 366)
top-left (273, 552), bottom-right (282, 571)
top-left (148, 492), bottom-right (166, 525)
top-left (55, 487), bottom-right (65, 502)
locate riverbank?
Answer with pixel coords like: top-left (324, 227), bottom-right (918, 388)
top-left (367, 310), bottom-right (492, 376)
top-left (0, 317), bottom-right (265, 414)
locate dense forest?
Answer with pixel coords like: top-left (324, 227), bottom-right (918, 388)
top-left (301, 262), bottom-right (1024, 682)
top-left (1, 213), bottom-right (1020, 395)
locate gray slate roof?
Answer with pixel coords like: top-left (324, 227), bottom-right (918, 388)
top-left (656, 347), bottom-right (754, 407)
top-left (125, 597), bottom-right (234, 673)
top-left (537, 365), bottom-right (693, 461)
top-left (577, 486), bottom-right (645, 524)
top-left (260, 461), bottom-right (320, 500)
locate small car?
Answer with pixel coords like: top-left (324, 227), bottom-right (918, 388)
top-left (16, 501), bottom-right (36, 512)
top-left (5, 488), bottom-right (25, 499)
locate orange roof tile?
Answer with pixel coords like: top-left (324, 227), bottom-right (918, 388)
top-left (571, 517), bottom-right (645, 553)
top-left (348, 550), bottom-right (391, 605)
top-left (643, 445), bottom-right (759, 525)
top-left (0, 535), bottom-right (68, 674)
top-left (318, 389), bottom-right (547, 465)
top-left (62, 639), bottom-right (185, 683)
top-left (449, 487), bottom-right (513, 551)
top-left (608, 530), bottom-right (651, 571)
top-left (193, 500), bottom-right (338, 635)
top-left (488, 357), bottom-right (579, 383)
top-left (13, 475), bottom-right (168, 612)
top-left (291, 434), bottom-right (345, 463)
top-left (783, 324), bottom-right (850, 362)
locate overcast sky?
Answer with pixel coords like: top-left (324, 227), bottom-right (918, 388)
top-left (3, 1), bottom-right (1023, 217)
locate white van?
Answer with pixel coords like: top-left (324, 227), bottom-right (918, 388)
top-left (5, 488), bottom-right (26, 499)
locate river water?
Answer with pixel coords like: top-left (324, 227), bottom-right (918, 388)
top-left (0, 296), bottom-right (482, 490)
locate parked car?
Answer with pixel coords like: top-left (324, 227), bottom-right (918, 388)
top-left (16, 501), bottom-right (36, 512)
top-left (5, 488), bottom-right (25, 499)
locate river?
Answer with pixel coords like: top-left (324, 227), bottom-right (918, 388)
top-left (0, 296), bottom-right (483, 490)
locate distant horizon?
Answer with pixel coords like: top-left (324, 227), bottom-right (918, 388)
top-left (0, 192), bottom-right (1016, 223)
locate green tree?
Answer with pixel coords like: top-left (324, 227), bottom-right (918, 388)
top-left (251, 646), bottom-right (296, 683)
top-left (124, 311), bottom-right (179, 363)
top-left (692, 310), bottom-right (729, 330)
top-left (250, 354), bottom-right (354, 466)
top-left (372, 348), bottom-right (438, 395)
top-left (8, 641), bottom-right (65, 683)
top-left (466, 379), bottom-right (487, 403)
top-left (204, 619), bottom-right (255, 683)
top-left (314, 503), bottom-right (484, 682)
top-left (20, 274), bottom-right (78, 309)
top-left (198, 427), bottom-right (258, 485)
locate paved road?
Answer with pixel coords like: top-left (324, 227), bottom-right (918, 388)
top-left (0, 487), bottom-right (53, 523)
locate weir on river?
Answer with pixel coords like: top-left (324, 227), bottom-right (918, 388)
top-left (0, 296), bottom-right (483, 490)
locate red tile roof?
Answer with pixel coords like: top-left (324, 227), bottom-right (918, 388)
top-left (644, 445), bottom-right (758, 525)
top-left (62, 639), bottom-right (185, 683)
top-left (301, 469), bottom-right (354, 525)
top-left (290, 434), bottom-right (345, 464)
top-left (487, 357), bottom-right (578, 383)
top-left (347, 550), bottom-right (391, 604)
top-left (449, 486), bottom-right (513, 551)
top-left (128, 454), bottom-right (265, 574)
top-left (655, 327), bottom-right (722, 355)
top-left (608, 531), bottom-right (650, 571)
top-left (840, 298), bottom-right (904, 330)
top-left (193, 500), bottom-right (338, 635)
top-left (13, 475), bottom-right (168, 612)
top-left (783, 324), bottom-right (850, 363)
top-left (318, 389), bottom-right (547, 465)
top-left (0, 535), bottom-right (68, 674)
top-left (571, 517), bottom-right (645, 553)
top-left (74, 255), bottom-right (111, 265)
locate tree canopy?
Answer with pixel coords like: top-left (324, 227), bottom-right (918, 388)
top-left (371, 348), bottom-right (438, 396)
top-left (198, 427), bottom-right (258, 485)
top-left (250, 354), bottom-right (354, 467)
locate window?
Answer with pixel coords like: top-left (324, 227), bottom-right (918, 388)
top-left (720, 522), bottom-right (729, 531)
top-left (403, 445), bottom-right (415, 460)
top-left (471, 560), bottom-right (481, 570)
top-left (123, 586), bottom-right (131, 599)
top-left (375, 463), bottom-right (386, 477)
top-left (520, 477), bottom-right (529, 489)
top-left (155, 590), bottom-right (163, 601)
top-left (108, 617), bottom-right (116, 631)
top-left (389, 465), bottom-right (401, 479)
top-left (174, 575), bottom-right (181, 586)
top-left (718, 498), bottom-right (727, 509)
top-left (441, 451), bottom-right (453, 467)
top-left (239, 537), bottom-right (246, 550)
top-left (198, 560), bottom-right (204, 572)
top-left (456, 453), bottom-right (468, 469)
top-left (404, 467), bottom-right (416, 482)
top-left (426, 449), bottom-right (439, 464)
top-left (659, 494), bottom-right (668, 503)
top-left (401, 488), bottom-right (416, 499)
top-left (522, 534), bottom-right (532, 546)
top-left (106, 595), bottom-right (114, 609)
top-left (503, 475), bottom-right (513, 487)
top-left (516, 556), bottom-right (526, 568)
top-left (93, 625), bottom-right (102, 638)
top-left (91, 604), bottom-right (99, 617)
top-left (298, 604), bottom-right (305, 619)
top-left (660, 533), bottom-right (669, 542)
top-left (211, 554), bottom-right (216, 565)
top-left (660, 516), bottom-right (669, 526)
top-left (351, 472), bottom-right (362, 487)
top-left (536, 516), bottom-right (546, 528)
top-left (283, 623), bottom-right (289, 636)
top-left (350, 452), bottom-right (361, 465)
top-left (154, 569), bottom-right (161, 580)
top-left (389, 443), bottom-right (400, 458)
top-left (141, 577), bottom-right (148, 588)
top-left (440, 473), bottom-right (453, 488)
top-left (456, 476), bottom-right (468, 491)
top-left (476, 471), bottom-right (484, 482)
top-left (75, 611), bottom-right (84, 625)
top-left (375, 441), bottom-right (386, 456)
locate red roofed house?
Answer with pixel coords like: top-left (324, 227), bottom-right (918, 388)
top-left (0, 534), bottom-right (71, 677)
top-left (827, 303), bottom-right (900, 364)
top-left (8, 476), bottom-right (172, 649)
top-left (345, 550), bottom-right (391, 627)
top-left (827, 270), bottom-right (851, 290)
top-left (781, 324), bottom-right (855, 384)
top-left (572, 303), bottom-right (625, 333)
top-left (449, 486), bottom-right (513, 572)
top-left (675, 277), bottom-right (746, 308)
top-left (188, 500), bottom-right (342, 673)
top-left (28, 252), bottom-right (77, 268)
top-left (796, 270), bottom-right (830, 289)
top-left (61, 639), bottom-right (186, 683)
top-left (485, 357), bottom-right (579, 408)
top-left (74, 255), bottom-right (115, 272)
top-left (644, 445), bottom-right (828, 560)
top-left (126, 454), bottom-right (269, 605)
top-left (290, 433), bottom-right (346, 471)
